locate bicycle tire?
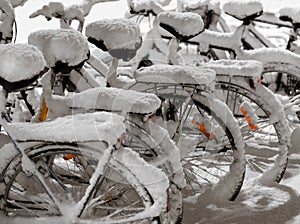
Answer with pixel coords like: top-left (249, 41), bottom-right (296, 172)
top-left (0, 142), bottom-right (168, 223)
top-left (214, 76), bottom-right (290, 183)
top-left (129, 83), bottom-right (245, 202)
top-left (262, 62), bottom-right (300, 96)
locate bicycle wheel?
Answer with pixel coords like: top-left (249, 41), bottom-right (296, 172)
top-left (124, 116), bottom-right (184, 224)
top-left (262, 62), bottom-right (300, 96)
top-left (129, 83), bottom-right (245, 202)
top-left (213, 76), bottom-right (290, 183)
top-left (0, 142), bottom-right (168, 223)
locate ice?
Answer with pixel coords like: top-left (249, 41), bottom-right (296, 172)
top-left (85, 18), bottom-right (141, 50)
top-left (158, 11), bottom-right (204, 37)
top-left (66, 87), bottom-right (161, 114)
top-left (0, 44), bottom-right (46, 82)
top-left (28, 29), bottom-right (89, 68)
top-left (223, 0), bottom-right (263, 20)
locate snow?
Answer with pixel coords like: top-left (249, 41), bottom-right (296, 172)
top-left (279, 7), bottom-right (300, 24)
top-left (66, 87), bottom-right (161, 114)
top-left (223, 0), bottom-right (263, 20)
top-left (201, 59), bottom-right (263, 79)
top-left (5, 112), bottom-right (126, 145)
top-left (237, 47), bottom-right (300, 71)
top-left (157, 11), bottom-right (204, 37)
top-left (85, 19), bottom-right (141, 50)
top-left (129, 0), bottom-right (164, 15)
top-left (134, 64), bottom-right (216, 89)
top-left (181, 0), bottom-right (221, 13)
top-left (0, 0), bottom-right (15, 42)
top-left (0, 43), bottom-right (46, 82)
top-left (28, 29), bottom-right (89, 68)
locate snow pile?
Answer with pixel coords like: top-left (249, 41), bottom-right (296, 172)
top-left (0, 44), bottom-right (46, 82)
top-left (28, 29), bottom-right (89, 68)
top-left (202, 59), bottom-right (263, 79)
top-left (66, 87), bottom-right (161, 114)
top-left (157, 11), bottom-right (204, 37)
top-left (181, 0), bottom-right (220, 13)
top-left (279, 7), bottom-right (300, 23)
top-left (6, 112), bottom-right (125, 145)
top-left (223, 0), bottom-right (263, 20)
top-left (135, 64), bottom-right (216, 88)
top-left (85, 19), bottom-right (141, 50)
top-left (129, 0), bottom-right (164, 15)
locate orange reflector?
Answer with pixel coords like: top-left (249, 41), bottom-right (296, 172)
top-left (240, 106), bottom-right (258, 130)
top-left (39, 98), bottom-right (48, 121)
top-left (64, 154), bottom-right (75, 160)
top-left (192, 119), bottom-right (216, 140)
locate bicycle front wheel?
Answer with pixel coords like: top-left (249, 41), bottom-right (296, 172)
top-left (0, 142), bottom-right (168, 223)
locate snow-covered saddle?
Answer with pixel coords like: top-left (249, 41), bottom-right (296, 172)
top-left (129, 0), bottom-right (164, 16)
top-left (28, 29), bottom-right (90, 74)
top-left (223, 0), bottom-right (263, 22)
top-left (279, 7), bottom-right (300, 25)
top-left (7, 112), bottom-right (125, 145)
top-left (201, 60), bottom-right (263, 79)
top-left (85, 19), bottom-right (142, 61)
top-left (157, 12), bottom-right (204, 41)
top-left (0, 44), bottom-right (47, 92)
top-left (66, 87), bottom-right (161, 114)
top-left (134, 64), bottom-right (216, 89)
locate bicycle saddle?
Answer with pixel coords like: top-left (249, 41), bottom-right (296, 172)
top-left (134, 64), bottom-right (216, 88)
top-left (279, 7), bottom-right (300, 28)
top-left (86, 19), bottom-right (141, 62)
top-left (0, 44), bottom-right (47, 92)
top-left (201, 60), bottom-right (263, 79)
top-left (223, 0), bottom-right (263, 22)
top-left (28, 29), bottom-right (90, 74)
top-left (128, 0), bottom-right (164, 16)
top-left (66, 87), bottom-right (161, 114)
top-left (7, 112), bottom-right (125, 145)
top-left (157, 12), bottom-right (204, 41)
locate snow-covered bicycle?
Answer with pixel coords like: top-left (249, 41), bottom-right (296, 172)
top-left (0, 43), bottom-right (170, 223)
top-left (29, 1), bottom-right (246, 205)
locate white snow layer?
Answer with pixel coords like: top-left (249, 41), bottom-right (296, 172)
top-left (6, 112), bottom-right (126, 145)
top-left (28, 29), bottom-right (89, 67)
top-left (134, 64), bottom-right (216, 87)
top-left (279, 7), bottom-right (300, 23)
top-left (0, 44), bottom-right (46, 82)
top-left (181, 0), bottom-right (220, 12)
top-left (157, 11), bottom-right (204, 37)
top-left (85, 19), bottom-right (141, 50)
top-left (129, 0), bottom-right (164, 15)
top-left (223, 0), bottom-right (263, 20)
top-left (202, 59), bottom-right (263, 79)
top-left (66, 87), bottom-right (161, 114)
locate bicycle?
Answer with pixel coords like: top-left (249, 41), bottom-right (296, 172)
top-left (29, 1), bottom-right (246, 206)
top-left (181, 0), bottom-right (300, 97)
top-left (118, 1), bottom-right (290, 185)
top-left (0, 43), bottom-right (170, 223)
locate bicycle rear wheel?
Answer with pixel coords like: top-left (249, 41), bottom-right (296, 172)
top-left (214, 76), bottom-right (290, 183)
top-left (129, 83), bottom-right (245, 202)
top-left (0, 142), bottom-right (168, 223)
